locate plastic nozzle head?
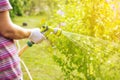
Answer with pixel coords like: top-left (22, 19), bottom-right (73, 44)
top-left (54, 28), bottom-right (62, 36)
top-left (40, 26), bottom-right (62, 37)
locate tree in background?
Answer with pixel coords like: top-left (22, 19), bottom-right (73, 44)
top-left (10, 0), bottom-right (33, 17)
top-left (9, 0), bottom-right (58, 18)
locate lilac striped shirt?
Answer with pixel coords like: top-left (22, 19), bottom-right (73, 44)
top-left (0, 0), bottom-right (12, 12)
top-left (0, 0), bottom-right (22, 80)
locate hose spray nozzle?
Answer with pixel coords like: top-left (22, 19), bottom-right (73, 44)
top-left (40, 25), bottom-right (62, 37)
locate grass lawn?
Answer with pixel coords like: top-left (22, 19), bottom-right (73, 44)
top-left (13, 16), bottom-right (63, 80)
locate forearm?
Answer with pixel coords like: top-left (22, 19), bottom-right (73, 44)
top-left (1, 23), bottom-right (31, 39)
top-left (0, 11), bottom-right (31, 39)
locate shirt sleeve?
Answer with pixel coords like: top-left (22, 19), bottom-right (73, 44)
top-left (0, 0), bottom-right (12, 12)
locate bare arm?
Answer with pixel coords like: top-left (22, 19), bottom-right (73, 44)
top-left (0, 11), bottom-right (31, 39)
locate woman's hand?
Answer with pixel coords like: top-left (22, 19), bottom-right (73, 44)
top-left (29, 28), bottom-right (46, 44)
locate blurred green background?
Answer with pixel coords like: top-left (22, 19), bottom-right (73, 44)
top-left (11, 0), bottom-right (120, 80)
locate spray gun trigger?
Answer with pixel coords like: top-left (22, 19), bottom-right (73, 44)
top-left (41, 25), bottom-right (48, 33)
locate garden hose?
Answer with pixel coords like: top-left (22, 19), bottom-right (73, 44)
top-left (16, 40), bottom-right (33, 80)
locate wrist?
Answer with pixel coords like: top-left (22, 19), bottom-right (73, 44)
top-left (24, 29), bottom-right (32, 38)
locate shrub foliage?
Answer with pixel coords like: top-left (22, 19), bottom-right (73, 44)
top-left (47, 0), bottom-right (120, 80)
